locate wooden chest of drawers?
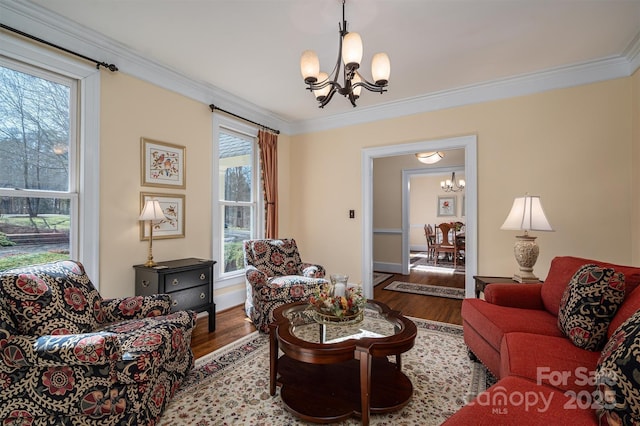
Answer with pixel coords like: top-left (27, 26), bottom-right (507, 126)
top-left (134, 258), bottom-right (216, 331)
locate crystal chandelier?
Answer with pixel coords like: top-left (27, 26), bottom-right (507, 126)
top-left (441, 172), bottom-right (465, 192)
top-left (300, 0), bottom-right (390, 108)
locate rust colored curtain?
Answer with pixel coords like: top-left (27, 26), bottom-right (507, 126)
top-left (258, 129), bottom-right (278, 238)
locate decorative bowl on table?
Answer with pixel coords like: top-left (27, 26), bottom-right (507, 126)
top-left (308, 281), bottom-right (366, 325)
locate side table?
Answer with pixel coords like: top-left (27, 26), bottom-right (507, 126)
top-left (473, 275), bottom-right (542, 298)
top-left (134, 258), bottom-right (216, 331)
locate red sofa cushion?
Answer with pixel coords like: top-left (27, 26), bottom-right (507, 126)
top-left (501, 332), bottom-right (601, 394)
top-left (541, 256), bottom-right (640, 317)
top-left (462, 298), bottom-right (564, 352)
top-left (442, 376), bottom-right (597, 425)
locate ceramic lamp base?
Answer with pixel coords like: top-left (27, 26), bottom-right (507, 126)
top-left (512, 234), bottom-right (540, 283)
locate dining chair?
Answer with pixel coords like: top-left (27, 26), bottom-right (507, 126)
top-left (434, 222), bottom-right (460, 267)
top-left (424, 224), bottom-right (437, 260)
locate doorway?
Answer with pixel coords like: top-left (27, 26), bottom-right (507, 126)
top-left (361, 135), bottom-right (477, 299)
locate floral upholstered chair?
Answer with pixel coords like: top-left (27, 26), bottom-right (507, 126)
top-left (243, 238), bottom-right (327, 332)
top-left (0, 260), bottom-right (196, 425)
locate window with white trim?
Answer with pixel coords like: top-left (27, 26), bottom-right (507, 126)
top-left (214, 118), bottom-right (263, 278)
top-left (0, 39), bottom-right (100, 281)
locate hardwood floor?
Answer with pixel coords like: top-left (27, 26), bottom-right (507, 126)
top-left (191, 257), bottom-right (464, 359)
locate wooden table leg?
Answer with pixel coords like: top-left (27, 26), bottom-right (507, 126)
top-left (356, 348), bottom-right (372, 426)
top-left (269, 326), bottom-right (278, 395)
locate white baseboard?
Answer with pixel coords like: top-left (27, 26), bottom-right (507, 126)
top-left (373, 261), bottom-right (403, 274)
top-left (214, 287), bottom-right (246, 313)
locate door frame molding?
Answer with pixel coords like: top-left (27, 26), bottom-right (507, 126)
top-left (361, 135), bottom-right (478, 299)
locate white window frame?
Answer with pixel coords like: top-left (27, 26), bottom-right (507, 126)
top-left (212, 114), bottom-right (264, 289)
top-left (1, 32), bottom-right (100, 286)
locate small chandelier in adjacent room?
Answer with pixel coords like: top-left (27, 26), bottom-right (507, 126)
top-left (415, 151), bottom-right (445, 164)
top-left (300, 0), bottom-right (390, 108)
top-left (441, 172), bottom-right (465, 192)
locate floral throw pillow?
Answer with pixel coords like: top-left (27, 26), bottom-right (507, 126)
top-left (557, 264), bottom-right (625, 351)
top-left (0, 260), bottom-right (103, 335)
top-left (595, 310), bottom-right (640, 425)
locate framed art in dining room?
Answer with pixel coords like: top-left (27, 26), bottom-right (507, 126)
top-left (437, 195), bottom-right (457, 217)
top-left (141, 138), bottom-right (186, 189)
top-left (140, 193), bottom-right (185, 240)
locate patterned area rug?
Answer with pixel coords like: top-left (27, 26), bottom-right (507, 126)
top-left (373, 272), bottom-right (393, 286)
top-left (385, 281), bottom-right (465, 300)
top-left (159, 318), bottom-right (490, 425)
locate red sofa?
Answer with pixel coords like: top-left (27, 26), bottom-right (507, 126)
top-left (444, 256), bottom-right (640, 424)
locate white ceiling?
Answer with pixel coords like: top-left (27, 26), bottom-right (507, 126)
top-left (18, 0), bottom-right (640, 129)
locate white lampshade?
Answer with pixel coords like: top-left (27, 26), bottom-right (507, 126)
top-left (371, 52), bottom-right (390, 85)
top-left (352, 73), bottom-right (362, 98)
top-left (501, 195), bottom-right (553, 232)
top-left (139, 200), bottom-right (167, 221)
top-left (342, 32), bottom-right (363, 69)
top-left (312, 72), bottom-right (331, 101)
top-left (415, 151), bottom-right (445, 164)
top-left (300, 50), bottom-right (320, 83)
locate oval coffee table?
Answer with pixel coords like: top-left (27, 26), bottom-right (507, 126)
top-left (269, 299), bottom-right (417, 425)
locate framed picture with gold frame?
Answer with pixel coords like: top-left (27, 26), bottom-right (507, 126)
top-left (141, 138), bottom-right (186, 189)
top-left (139, 193), bottom-right (185, 240)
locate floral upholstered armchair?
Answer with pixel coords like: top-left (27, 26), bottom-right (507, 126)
top-left (0, 260), bottom-right (196, 425)
top-left (243, 238), bottom-right (327, 332)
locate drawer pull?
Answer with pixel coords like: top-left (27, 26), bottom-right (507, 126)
top-left (172, 300), bottom-right (178, 307)
top-left (199, 273), bottom-right (206, 281)
top-left (171, 278), bottom-right (179, 286)
top-left (141, 280), bottom-right (150, 288)
top-left (199, 292), bottom-right (206, 299)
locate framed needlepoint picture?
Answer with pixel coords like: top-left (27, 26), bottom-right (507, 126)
top-left (141, 138), bottom-right (186, 189)
top-left (139, 193), bottom-right (185, 240)
top-left (437, 195), bottom-right (457, 217)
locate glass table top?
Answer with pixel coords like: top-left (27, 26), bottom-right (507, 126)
top-left (284, 301), bottom-right (401, 345)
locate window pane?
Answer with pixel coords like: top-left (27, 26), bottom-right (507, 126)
top-left (0, 196), bottom-right (70, 271)
top-left (0, 66), bottom-right (70, 191)
top-left (219, 132), bottom-right (252, 202)
top-left (223, 205), bottom-right (251, 273)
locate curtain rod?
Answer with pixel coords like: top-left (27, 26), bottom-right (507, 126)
top-left (1, 23), bottom-right (119, 72)
top-left (209, 104), bottom-right (280, 135)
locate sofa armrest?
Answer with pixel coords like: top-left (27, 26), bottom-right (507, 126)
top-left (0, 332), bottom-right (122, 371)
top-left (484, 283), bottom-right (545, 310)
top-left (100, 295), bottom-right (171, 322)
top-left (301, 262), bottom-right (326, 278)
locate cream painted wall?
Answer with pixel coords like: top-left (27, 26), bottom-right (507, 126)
top-left (632, 69), bottom-right (640, 265)
top-left (290, 78), bottom-right (634, 284)
top-left (99, 73), bottom-right (213, 298)
top-left (409, 174), bottom-right (466, 248)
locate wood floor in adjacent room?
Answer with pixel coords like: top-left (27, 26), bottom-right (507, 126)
top-left (191, 262), bottom-right (464, 359)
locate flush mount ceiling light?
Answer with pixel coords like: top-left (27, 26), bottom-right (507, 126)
top-left (415, 152), bottom-right (445, 164)
top-left (300, 0), bottom-right (390, 108)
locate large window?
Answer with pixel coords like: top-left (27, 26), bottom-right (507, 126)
top-left (0, 60), bottom-right (78, 271)
top-left (215, 121), bottom-right (262, 278)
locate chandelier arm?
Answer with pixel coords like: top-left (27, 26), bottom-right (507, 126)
top-left (352, 81), bottom-right (388, 94)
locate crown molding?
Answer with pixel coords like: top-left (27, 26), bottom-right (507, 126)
top-left (3, 0), bottom-right (638, 137)
top-left (0, 0), bottom-right (292, 134)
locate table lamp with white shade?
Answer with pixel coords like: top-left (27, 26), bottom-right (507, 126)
top-left (139, 199), bottom-right (168, 267)
top-left (500, 195), bottom-right (554, 283)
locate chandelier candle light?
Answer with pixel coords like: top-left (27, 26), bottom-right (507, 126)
top-left (500, 194), bottom-right (554, 283)
top-left (300, 0), bottom-right (390, 108)
top-left (139, 199), bottom-right (168, 267)
top-left (441, 172), bottom-right (465, 192)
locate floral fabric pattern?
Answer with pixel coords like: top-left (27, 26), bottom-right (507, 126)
top-left (243, 239), bottom-right (327, 332)
top-left (557, 264), bottom-right (625, 351)
top-left (595, 310), bottom-right (640, 425)
top-left (0, 260), bottom-right (196, 425)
